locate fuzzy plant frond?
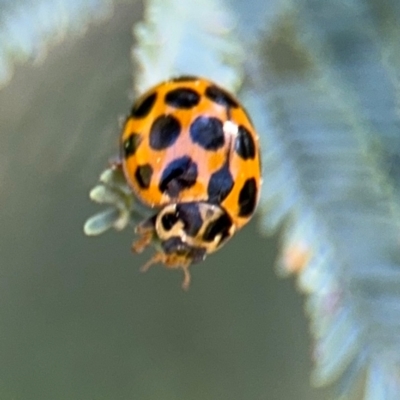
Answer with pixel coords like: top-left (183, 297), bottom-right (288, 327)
top-left (0, 0), bottom-right (113, 88)
top-left (82, 0), bottom-right (400, 398)
top-left (83, 163), bottom-right (154, 236)
top-left (132, 0), bottom-right (243, 94)
top-left (84, 165), bottom-right (133, 235)
top-left (243, 1), bottom-right (400, 399)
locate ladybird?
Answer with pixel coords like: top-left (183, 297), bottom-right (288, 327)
top-left (120, 76), bottom-right (261, 289)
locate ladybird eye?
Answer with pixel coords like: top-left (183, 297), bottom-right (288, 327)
top-left (161, 212), bottom-right (179, 231)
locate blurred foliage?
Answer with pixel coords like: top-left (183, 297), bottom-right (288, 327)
top-left (2, 0), bottom-right (400, 399)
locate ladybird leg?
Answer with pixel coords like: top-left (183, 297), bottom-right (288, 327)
top-left (161, 260), bottom-right (191, 291)
top-left (140, 252), bottom-right (165, 273)
top-left (132, 217), bottom-right (157, 253)
top-left (132, 232), bottom-right (153, 254)
top-left (181, 266), bottom-right (191, 291)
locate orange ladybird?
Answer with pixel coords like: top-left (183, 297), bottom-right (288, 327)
top-left (120, 76), bottom-right (261, 289)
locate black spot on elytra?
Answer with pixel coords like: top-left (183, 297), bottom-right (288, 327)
top-left (235, 125), bottom-right (256, 160)
top-left (207, 163), bottom-right (234, 203)
top-left (131, 92), bottom-right (157, 118)
top-left (176, 203), bottom-right (203, 237)
top-left (171, 76), bottom-right (198, 82)
top-left (202, 213), bottom-right (233, 244)
top-left (122, 133), bottom-right (141, 158)
top-left (238, 178), bottom-right (258, 217)
top-left (190, 116), bottom-right (225, 151)
top-left (159, 156), bottom-right (198, 198)
top-left (149, 114), bottom-right (181, 150)
top-left (205, 85), bottom-right (239, 108)
top-left (135, 164), bottom-right (153, 189)
top-left (165, 88), bottom-right (200, 109)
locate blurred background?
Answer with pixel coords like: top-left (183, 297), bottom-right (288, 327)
top-left (0, 1), bottom-right (329, 399)
top-left (2, 0), bottom-right (400, 399)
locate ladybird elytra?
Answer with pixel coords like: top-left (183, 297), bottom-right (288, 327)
top-left (120, 76), bottom-right (261, 288)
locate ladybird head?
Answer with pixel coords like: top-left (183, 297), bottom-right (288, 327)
top-left (132, 202), bottom-right (235, 289)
